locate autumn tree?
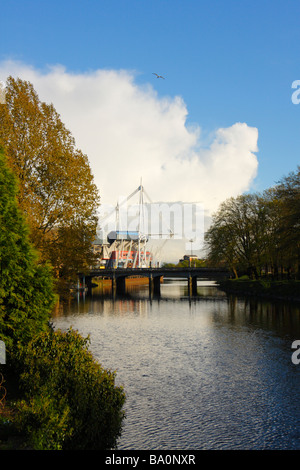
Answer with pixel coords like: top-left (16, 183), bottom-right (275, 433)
top-left (274, 167), bottom-right (300, 277)
top-left (0, 77), bottom-right (100, 288)
top-left (205, 193), bottom-right (271, 278)
top-left (205, 170), bottom-right (300, 279)
top-left (206, 195), bottom-right (255, 277)
top-left (0, 145), bottom-right (55, 356)
top-left (256, 188), bottom-right (285, 277)
top-left (205, 217), bottom-right (240, 278)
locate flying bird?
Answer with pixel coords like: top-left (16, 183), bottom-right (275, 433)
top-left (152, 73), bottom-right (165, 79)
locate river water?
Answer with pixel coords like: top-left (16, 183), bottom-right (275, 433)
top-left (52, 279), bottom-right (300, 450)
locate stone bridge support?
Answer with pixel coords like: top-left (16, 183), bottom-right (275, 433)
top-left (112, 274), bottom-right (127, 295)
top-left (149, 274), bottom-right (162, 297)
top-left (188, 275), bottom-right (198, 297)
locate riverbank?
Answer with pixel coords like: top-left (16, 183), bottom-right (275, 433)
top-left (218, 278), bottom-right (300, 302)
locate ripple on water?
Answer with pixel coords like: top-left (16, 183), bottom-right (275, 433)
top-left (53, 284), bottom-right (300, 450)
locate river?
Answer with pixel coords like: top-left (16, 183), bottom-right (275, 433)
top-left (52, 279), bottom-right (300, 450)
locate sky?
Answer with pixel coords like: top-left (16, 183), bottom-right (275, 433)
top-left (1, 0), bottom-right (300, 261)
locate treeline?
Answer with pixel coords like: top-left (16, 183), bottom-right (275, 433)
top-left (0, 79), bottom-right (126, 449)
top-left (205, 168), bottom-right (300, 280)
top-left (0, 77), bottom-right (100, 292)
top-left (163, 258), bottom-right (207, 268)
top-left (0, 138), bottom-right (125, 449)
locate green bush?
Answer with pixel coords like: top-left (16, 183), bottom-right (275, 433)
top-left (0, 145), bottom-right (55, 358)
top-left (0, 145), bottom-right (125, 450)
top-left (16, 328), bottom-right (126, 450)
top-left (15, 395), bottom-right (72, 450)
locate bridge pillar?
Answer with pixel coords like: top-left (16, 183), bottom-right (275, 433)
top-left (85, 276), bottom-right (94, 294)
top-left (116, 276), bottom-right (126, 295)
top-left (149, 275), bottom-right (161, 297)
top-left (111, 275), bottom-right (127, 295)
top-left (188, 275), bottom-right (198, 296)
top-left (112, 274), bottom-right (117, 296)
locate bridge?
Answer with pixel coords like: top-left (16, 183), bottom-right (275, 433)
top-left (78, 267), bottom-right (230, 297)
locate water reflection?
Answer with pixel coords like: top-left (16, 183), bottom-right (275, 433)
top-left (53, 281), bottom-right (300, 340)
top-left (52, 280), bottom-right (300, 450)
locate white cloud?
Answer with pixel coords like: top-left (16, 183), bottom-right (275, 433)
top-left (0, 60), bottom-right (259, 259)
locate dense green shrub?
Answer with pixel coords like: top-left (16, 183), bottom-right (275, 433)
top-left (0, 144), bottom-right (55, 357)
top-left (15, 328), bottom-right (126, 450)
top-left (14, 394), bottom-right (72, 450)
top-left (0, 145), bottom-right (125, 450)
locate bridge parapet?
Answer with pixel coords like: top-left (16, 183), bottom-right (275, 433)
top-left (81, 266), bottom-right (229, 279)
top-left (77, 267), bottom-right (229, 297)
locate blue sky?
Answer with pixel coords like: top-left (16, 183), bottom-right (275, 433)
top-left (2, 0), bottom-right (299, 188)
top-left (1, 0), bottom-right (300, 259)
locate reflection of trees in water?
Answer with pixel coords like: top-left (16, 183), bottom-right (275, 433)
top-left (52, 282), bottom-right (300, 341)
top-left (226, 294), bottom-right (300, 337)
top-left (52, 280), bottom-right (151, 318)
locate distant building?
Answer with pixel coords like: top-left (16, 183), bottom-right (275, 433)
top-left (179, 254), bottom-right (198, 263)
top-left (92, 232), bottom-right (152, 269)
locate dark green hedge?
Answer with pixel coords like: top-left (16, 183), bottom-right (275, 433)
top-left (15, 328), bottom-right (126, 450)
